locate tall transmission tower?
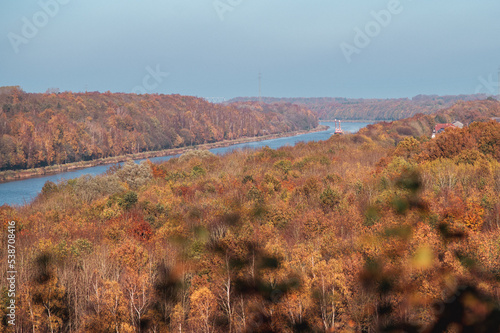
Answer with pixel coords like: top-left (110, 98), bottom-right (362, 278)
top-left (258, 72), bottom-right (262, 104)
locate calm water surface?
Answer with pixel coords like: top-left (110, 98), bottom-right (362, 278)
top-left (0, 122), bottom-right (371, 206)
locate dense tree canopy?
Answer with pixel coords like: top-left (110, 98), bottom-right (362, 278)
top-left (229, 94), bottom-right (487, 121)
top-left (0, 88), bottom-right (317, 170)
top-left (1, 101), bottom-right (500, 332)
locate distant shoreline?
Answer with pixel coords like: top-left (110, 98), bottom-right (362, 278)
top-left (0, 125), bottom-right (328, 184)
top-left (320, 119), bottom-right (383, 123)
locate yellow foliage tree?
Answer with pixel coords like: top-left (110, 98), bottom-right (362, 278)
top-left (189, 287), bottom-right (217, 333)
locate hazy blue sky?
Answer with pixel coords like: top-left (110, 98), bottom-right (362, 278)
top-left (1, 0), bottom-right (499, 99)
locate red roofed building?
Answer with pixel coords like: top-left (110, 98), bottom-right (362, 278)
top-left (435, 123), bottom-right (454, 132)
top-left (431, 121), bottom-right (463, 138)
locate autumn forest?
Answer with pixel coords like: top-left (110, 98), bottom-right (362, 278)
top-left (1, 93), bottom-right (500, 332)
top-left (0, 87), bottom-right (317, 171)
top-left (229, 94), bottom-right (486, 121)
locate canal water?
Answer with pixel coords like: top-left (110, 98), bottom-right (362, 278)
top-left (0, 121), bottom-right (371, 206)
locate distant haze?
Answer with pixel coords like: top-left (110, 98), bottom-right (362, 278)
top-left (1, 0), bottom-right (499, 99)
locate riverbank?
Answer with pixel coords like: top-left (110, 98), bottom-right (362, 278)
top-left (0, 125), bottom-right (328, 183)
top-left (320, 119), bottom-right (385, 123)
